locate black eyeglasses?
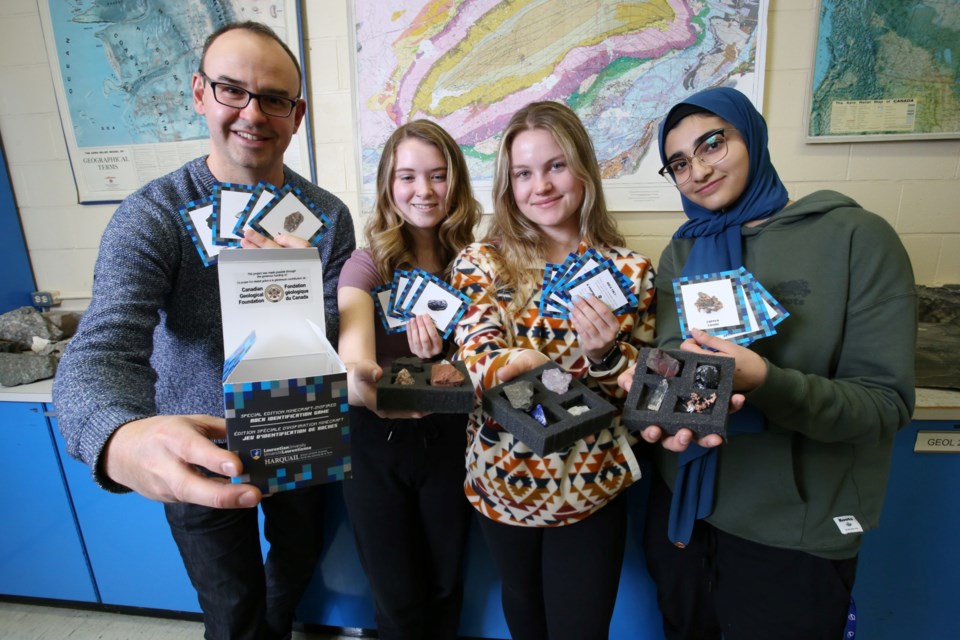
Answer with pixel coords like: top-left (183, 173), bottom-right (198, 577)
top-left (200, 72), bottom-right (298, 118)
top-left (658, 128), bottom-right (732, 186)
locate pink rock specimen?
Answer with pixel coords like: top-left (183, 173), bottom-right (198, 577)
top-left (646, 348), bottom-right (681, 378)
top-left (541, 367), bottom-right (572, 394)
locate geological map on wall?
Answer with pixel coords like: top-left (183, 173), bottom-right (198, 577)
top-left (355, 0), bottom-right (769, 211)
top-left (39, 0), bottom-right (308, 202)
top-left (809, 0), bottom-right (960, 142)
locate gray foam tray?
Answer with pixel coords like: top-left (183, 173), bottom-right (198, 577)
top-left (376, 357), bottom-right (474, 413)
top-left (621, 347), bottom-right (734, 437)
top-left (482, 363), bottom-right (615, 456)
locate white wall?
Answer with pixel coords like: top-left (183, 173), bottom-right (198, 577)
top-left (2, 0), bottom-right (958, 309)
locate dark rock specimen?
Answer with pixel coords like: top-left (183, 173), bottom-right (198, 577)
top-left (694, 365), bottom-right (720, 389)
top-left (427, 299), bottom-right (448, 311)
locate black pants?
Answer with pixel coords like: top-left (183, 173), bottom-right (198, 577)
top-left (643, 476), bottom-right (858, 640)
top-left (342, 406), bottom-right (471, 640)
top-left (165, 485), bottom-right (324, 640)
top-left (478, 494), bottom-right (628, 640)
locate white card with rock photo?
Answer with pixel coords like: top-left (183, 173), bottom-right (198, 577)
top-left (402, 271), bottom-right (470, 339)
top-left (247, 186), bottom-right (330, 245)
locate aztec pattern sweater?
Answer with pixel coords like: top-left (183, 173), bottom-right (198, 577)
top-left (451, 241), bottom-right (655, 527)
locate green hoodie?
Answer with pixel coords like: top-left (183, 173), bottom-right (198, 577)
top-left (655, 190), bottom-right (917, 559)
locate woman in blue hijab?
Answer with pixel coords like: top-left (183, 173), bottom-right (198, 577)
top-left (620, 86), bottom-right (916, 640)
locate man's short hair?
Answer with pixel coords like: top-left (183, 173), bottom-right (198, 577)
top-left (199, 21), bottom-right (303, 98)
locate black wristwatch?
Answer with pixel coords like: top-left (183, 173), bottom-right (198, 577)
top-left (588, 343), bottom-right (623, 372)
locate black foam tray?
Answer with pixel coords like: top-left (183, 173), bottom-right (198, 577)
top-left (621, 347), bottom-right (734, 437)
top-left (482, 363), bottom-right (615, 456)
top-left (376, 357), bottom-right (474, 413)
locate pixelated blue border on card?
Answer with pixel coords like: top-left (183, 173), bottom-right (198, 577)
top-left (371, 283), bottom-right (407, 334)
top-left (387, 270), bottom-right (413, 319)
top-left (741, 268), bottom-right (789, 327)
top-left (672, 270), bottom-right (751, 339)
top-left (211, 182), bottom-right (255, 247)
top-left (178, 194), bottom-right (218, 267)
top-left (233, 180), bottom-right (280, 237)
top-left (248, 185), bottom-right (331, 246)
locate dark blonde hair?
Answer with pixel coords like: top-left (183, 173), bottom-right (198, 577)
top-left (366, 120), bottom-right (481, 281)
top-left (486, 101), bottom-right (623, 309)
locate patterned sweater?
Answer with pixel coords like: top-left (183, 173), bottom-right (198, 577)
top-left (451, 241), bottom-right (655, 527)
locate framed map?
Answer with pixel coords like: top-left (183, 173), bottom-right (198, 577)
top-left (808, 0), bottom-right (960, 143)
top-left (39, 1), bottom-right (312, 203)
top-left (353, 0), bottom-right (770, 212)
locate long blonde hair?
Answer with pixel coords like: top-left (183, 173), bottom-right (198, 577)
top-left (366, 120), bottom-right (481, 281)
top-left (485, 101), bottom-right (623, 311)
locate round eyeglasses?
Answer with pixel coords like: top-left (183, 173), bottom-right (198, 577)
top-left (658, 128), bottom-right (732, 186)
top-left (201, 72), bottom-right (298, 118)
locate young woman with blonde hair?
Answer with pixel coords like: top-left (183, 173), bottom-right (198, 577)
top-left (337, 119), bottom-right (481, 639)
top-left (451, 101), bottom-right (656, 640)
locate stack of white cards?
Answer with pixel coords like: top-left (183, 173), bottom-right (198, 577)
top-left (371, 268), bottom-right (470, 339)
top-left (539, 248), bottom-right (638, 318)
top-left (179, 181), bottom-right (331, 267)
top-left (672, 267), bottom-right (789, 346)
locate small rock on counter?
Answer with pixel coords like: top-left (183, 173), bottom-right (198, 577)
top-left (430, 361), bottom-right (465, 387)
top-left (541, 367), bottom-right (572, 394)
top-left (395, 368), bottom-right (416, 385)
top-left (504, 380), bottom-right (535, 410)
top-left (646, 348), bottom-right (681, 378)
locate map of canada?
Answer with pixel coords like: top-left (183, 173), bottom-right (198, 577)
top-left (356, 0), bottom-right (767, 204)
top-left (46, 0), bottom-right (286, 147)
top-left (810, 0), bottom-right (960, 139)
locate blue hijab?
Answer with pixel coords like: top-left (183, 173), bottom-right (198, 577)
top-left (657, 86), bottom-right (788, 546)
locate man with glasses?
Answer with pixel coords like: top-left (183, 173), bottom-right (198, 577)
top-left (53, 21), bottom-right (355, 640)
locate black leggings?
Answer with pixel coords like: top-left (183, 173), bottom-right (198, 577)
top-left (342, 406), bottom-right (471, 640)
top-left (478, 494), bottom-right (628, 640)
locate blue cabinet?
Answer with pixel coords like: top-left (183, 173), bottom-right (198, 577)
top-left (853, 419), bottom-right (960, 639)
top-left (0, 402), bottom-right (96, 601)
top-left (49, 407), bottom-right (201, 613)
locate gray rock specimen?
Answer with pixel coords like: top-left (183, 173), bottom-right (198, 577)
top-left (541, 367), bottom-right (572, 394)
top-left (0, 306), bottom-right (64, 348)
top-left (504, 380), bottom-right (535, 410)
top-left (284, 211), bottom-right (304, 233)
top-left (0, 352), bottom-right (56, 387)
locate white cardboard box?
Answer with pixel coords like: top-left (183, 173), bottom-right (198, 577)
top-left (218, 248), bottom-right (351, 493)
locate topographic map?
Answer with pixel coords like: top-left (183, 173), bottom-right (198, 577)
top-left (810, 0), bottom-right (960, 141)
top-left (355, 0), bottom-right (769, 211)
top-left (39, 0), bottom-right (303, 202)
